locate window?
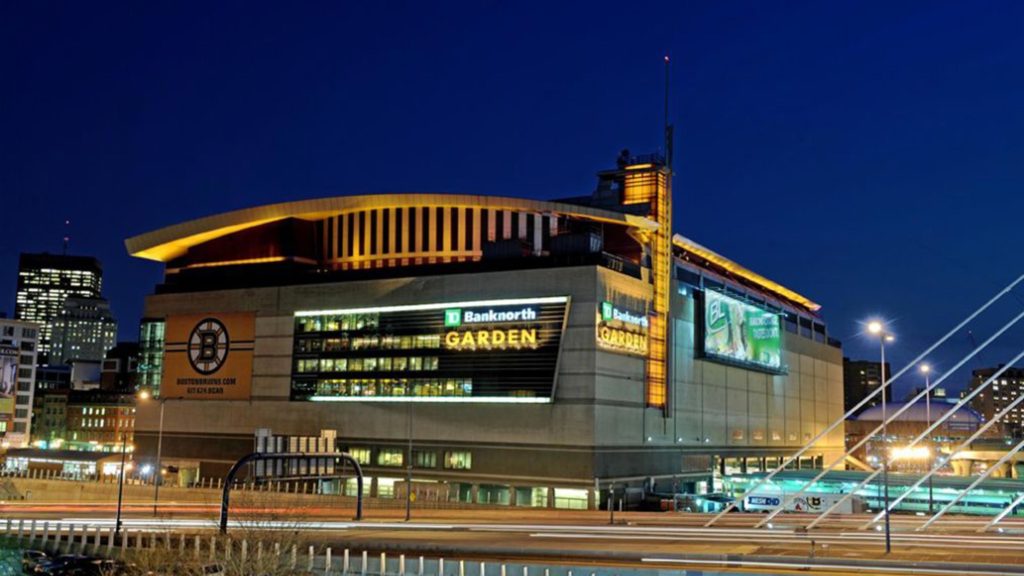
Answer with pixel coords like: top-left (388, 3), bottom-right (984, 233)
top-left (20, 341), bottom-right (34, 352)
top-left (19, 355), bottom-right (33, 366)
top-left (413, 451), bottom-right (437, 468)
top-left (377, 449), bottom-right (404, 467)
top-left (444, 451), bottom-right (472, 470)
top-left (348, 448), bottom-right (371, 465)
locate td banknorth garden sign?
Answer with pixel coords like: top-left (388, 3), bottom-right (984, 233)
top-left (596, 301), bottom-right (649, 356)
top-left (162, 312), bottom-right (256, 400)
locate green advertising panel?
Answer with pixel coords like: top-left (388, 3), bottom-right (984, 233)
top-left (703, 290), bottom-right (783, 371)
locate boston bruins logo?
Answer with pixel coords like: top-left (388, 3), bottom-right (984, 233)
top-left (188, 318), bottom-right (230, 375)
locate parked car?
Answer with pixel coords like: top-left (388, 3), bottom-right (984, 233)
top-left (21, 549), bottom-right (48, 573)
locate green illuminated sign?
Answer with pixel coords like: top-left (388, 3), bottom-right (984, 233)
top-left (444, 309), bottom-right (462, 327)
top-left (601, 301), bottom-right (614, 321)
top-left (704, 290), bottom-right (782, 370)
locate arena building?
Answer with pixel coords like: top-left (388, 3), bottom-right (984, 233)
top-left (125, 152), bottom-right (844, 508)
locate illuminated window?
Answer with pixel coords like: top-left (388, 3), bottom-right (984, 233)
top-left (377, 449), bottom-right (404, 467)
top-left (348, 448), bottom-right (371, 465)
top-left (444, 451), bottom-right (472, 470)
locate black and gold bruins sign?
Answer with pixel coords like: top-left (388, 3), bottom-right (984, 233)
top-left (164, 312), bottom-right (255, 400)
top-left (188, 318), bottom-right (230, 375)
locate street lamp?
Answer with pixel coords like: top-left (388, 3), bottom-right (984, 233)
top-left (114, 432), bottom-right (129, 537)
top-left (919, 363), bottom-right (935, 513)
top-left (867, 320), bottom-right (894, 554)
top-left (139, 391), bottom-right (183, 516)
top-left (405, 401), bottom-right (413, 522)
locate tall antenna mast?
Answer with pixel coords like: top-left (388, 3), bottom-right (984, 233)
top-left (664, 54), bottom-right (674, 170)
top-left (62, 219), bottom-right (71, 255)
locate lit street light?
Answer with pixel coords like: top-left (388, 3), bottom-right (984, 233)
top-left (139, 390), bottom-right (184, 516)
top-left (867, 320), bottom-right (894, 554)
top-left (920, 363), bottom-right (936, 513)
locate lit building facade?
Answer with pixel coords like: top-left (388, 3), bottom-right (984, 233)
top-left (0, 319), bottom-right (39, 446)
top-left (50, 296), bottom-right (118, 364)
top-left (62, 390), bottom-right (136, 451)
top-left (969, 365), bottom-right (1024, 437)
top-left (126, 154), bottom-right (844, 507)
top-left (15, 253), bottom-right (102, 364)
top-left (842, 357), bottom-right (891, 416)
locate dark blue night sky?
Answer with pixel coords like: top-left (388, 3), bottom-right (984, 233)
top-left (3, 1), bottom-right (1024, 397)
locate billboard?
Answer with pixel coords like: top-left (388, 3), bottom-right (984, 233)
top-left (702, 290), bottom-right (783, 372)
top-left (162, 312), bottom-right (255, 400)
top-left (292, 297), bottom-right (570, 401)
top-left (0, 346), bottom-right (16, 428)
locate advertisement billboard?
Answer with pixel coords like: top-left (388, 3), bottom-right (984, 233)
top-left (0, 346), bottom-right (16, 428)
top-left (291, 297), bottom-right (570, 401)
top-left (702, 290), bottom-right (783, 372)
top-left (162, 312), bottom-right (255, 400)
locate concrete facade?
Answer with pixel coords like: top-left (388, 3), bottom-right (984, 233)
top-left (136, 264), bottom-right (844, 497)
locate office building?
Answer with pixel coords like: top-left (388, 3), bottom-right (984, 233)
top-left (968, 366), bottom-right (1024, 437)
top-left (100, 342), bottom-right (140, 392)
top-left (0, 318), bottom-right (40, 447)
top-left (50, 296), bottom-right (118, 365)
top-left (125, 153), bottom-right (845, 507)
top-left (15, 253), bottom-right (102, 364)
top-left (843, 357), bottom-right (891, 416)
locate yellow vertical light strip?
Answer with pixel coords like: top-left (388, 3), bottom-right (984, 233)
top-left (332, 216), bottom-right (340, 267)
top-left (441, 207), bottom-right (452, 264)
top-left (502, 210), bottom-right (512, 240)
top-left (339, 213), bottom-right (348, 271)
top-left (428, 207), bottom-right (438, 264)
top-left (375, 208), bottom-right (384, 269)
top-left (363, 210), bottom-right (372, 270)
top-left (352, 211), bottom-right (361, 270)
top-left (624, 166), bottom-right (671, 410)
top-left (457, 208), bottom-right (466, 263)
top-left (517, 210), bottom-right (527, 240)
top-left (487, 209), bottom-right (496, 242)
top-left (388, 207), bottom-right (397, 268)
top-left (401, 207), bottom-right (410, 267)
top-left (414, 207), bottom-right (423, 265)
top-left (473, 208), bottom-right (482, 260)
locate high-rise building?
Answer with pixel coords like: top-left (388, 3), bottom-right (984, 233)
top-left (968, 366), bottom-right (1024, 436)
top-left (15, 253), bottom-right (102, 364)
top-left (0, 318), bottom-right (40, 447)
top-left (50, 296), bottom-right (118, 364)
top-left (843, 357), bottom-right (892, 416)
top-left (100, 342), bottom-right (139, 392)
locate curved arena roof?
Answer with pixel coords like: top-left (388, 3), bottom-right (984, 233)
top-left (124, 193), bottom-right (657, 263)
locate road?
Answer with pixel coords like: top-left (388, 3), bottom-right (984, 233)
top-left (4, 502), bottom-right (1024, 575)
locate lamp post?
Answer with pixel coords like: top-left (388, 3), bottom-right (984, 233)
top-left (867, 320), bottom-right (894, 554)
top-left (114, 432), bottom-right (128, 537)
top-left (405, 400), bottom-right (413, 522)
top-left (139, 391), bottom-right (183, 516)
top-left (920, 364), bottom-right (935, 514)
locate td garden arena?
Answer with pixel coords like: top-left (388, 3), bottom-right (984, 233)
top-left (126, 152), bottom-right (842, 509)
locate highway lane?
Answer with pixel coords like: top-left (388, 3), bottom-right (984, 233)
top-left (5, 509), bottom-right (1024, 575)
top-left (4, 501), bottom-right (1024, 533)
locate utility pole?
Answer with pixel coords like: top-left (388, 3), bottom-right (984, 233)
top-left (405, 401), bottom-right (413, 522)
top-left (114, 432), bottom-right (128, 537)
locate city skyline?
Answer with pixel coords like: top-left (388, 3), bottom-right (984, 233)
top-left (4, 1), bottom-right (1024, 397)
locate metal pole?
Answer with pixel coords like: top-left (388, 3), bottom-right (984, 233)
top-left (881, 339), bottom-right (891, 554)
top-left (926, 372), bottom-right (933, 514)
top-left (153, 399), bottom-right (166, 516)
top-left (405, 401), bottom-right (412, 522)
top-left (115, 433), bottom-right (128, 536)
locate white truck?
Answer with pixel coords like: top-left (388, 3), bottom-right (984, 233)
top-left (742, 490), bottom-right (864, 514)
